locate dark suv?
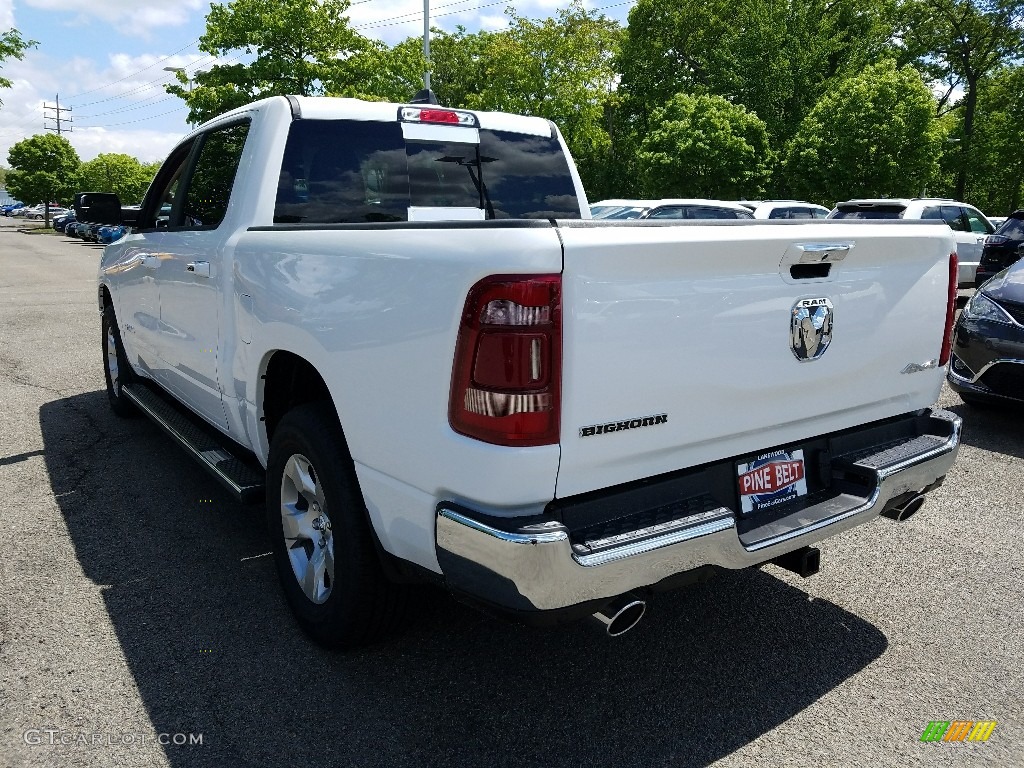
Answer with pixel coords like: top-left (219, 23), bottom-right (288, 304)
top-left (977, 210), bottom-right (1024, 285)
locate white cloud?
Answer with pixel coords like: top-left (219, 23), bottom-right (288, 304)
top-left (23, 0), bottom-right (202, 38)
top-left (0, 0), bottom-right (14, 30)
top-left (0, 49), bottom-right (196, 167)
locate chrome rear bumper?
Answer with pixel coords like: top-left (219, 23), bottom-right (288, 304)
top-left (435, 409), bottom-right (961, 613)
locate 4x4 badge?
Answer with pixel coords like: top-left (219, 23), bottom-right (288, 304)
top-left (791, 297), bottom-right (833, 361)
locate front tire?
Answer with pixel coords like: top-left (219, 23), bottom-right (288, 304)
top-left (266, 403), bottom-right (407, 648)
top-left (102, 305), bottom-right (136, 417)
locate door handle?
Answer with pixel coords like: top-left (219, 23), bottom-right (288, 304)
top-left (186, 261), bottom-right (211, 278)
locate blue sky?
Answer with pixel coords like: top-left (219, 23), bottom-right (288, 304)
top-left (0, 0), bottom-right (635, 168)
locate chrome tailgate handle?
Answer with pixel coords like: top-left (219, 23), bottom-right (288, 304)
top-left (796, 243), bottom-right (853, 263)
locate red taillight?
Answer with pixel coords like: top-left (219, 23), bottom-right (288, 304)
top-left (939, 251), bottom-right (958, 366)
top-left (449, 274), bottom-right (561, 446)
top-left (419, 109), bottom-right (460, 124)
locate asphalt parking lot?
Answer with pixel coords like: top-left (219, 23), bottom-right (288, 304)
top-left (0, 217), bottom-right (1021, 768)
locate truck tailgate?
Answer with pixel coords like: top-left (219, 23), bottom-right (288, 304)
top-left (555, 220), bottom-right (956, 498)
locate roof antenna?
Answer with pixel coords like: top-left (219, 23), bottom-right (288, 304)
top-left (410, 88), bottom-right (439, 105)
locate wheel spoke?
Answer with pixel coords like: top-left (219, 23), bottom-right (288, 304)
top-left (280, 451), bottom-right (334, 604)
top-left (281, 503), bottom-right (314, 542)
top-left (283, 455), bottom-right (319, 503)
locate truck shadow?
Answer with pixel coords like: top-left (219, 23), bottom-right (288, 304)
top-left (945, 399), bottom-right (1024, 460)
top-left (43, 391), bottom-right (887, 768)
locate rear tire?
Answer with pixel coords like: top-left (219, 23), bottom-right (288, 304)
top-left (102, 305), bottom-right (136, 417)
top-left (266, 403), bottom-right (407, 648)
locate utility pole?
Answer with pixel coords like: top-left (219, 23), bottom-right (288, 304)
top-left (423, 0), bottom-right (430, 91)
top-left (43, 94), bottom-right (73, 136)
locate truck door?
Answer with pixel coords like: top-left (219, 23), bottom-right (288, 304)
top-left (138, 120), bottom-right (251, 431)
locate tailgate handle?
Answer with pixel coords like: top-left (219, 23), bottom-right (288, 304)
top-left (796, 243), bottom-right (852, 263)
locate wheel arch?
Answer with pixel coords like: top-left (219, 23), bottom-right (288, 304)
top-left (258, 349), bottom-right (420, 584)
top-left (258, 349), bottom-right (336, 449)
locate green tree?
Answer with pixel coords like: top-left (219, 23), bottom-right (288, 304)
top-left (616, 0), bottom-right (897, 193)
top-left (897, 0), bottom-right (1024, 199)
top-left (78, 153), bottom-right (158, 203)
top-left (783, 61), bottom-right (942, 203)
top-left (636, 93), bottom-right (773, 198)
top-left (5, 134), bottom-right (81, 205)
top-left (168, 0), bottom-right (372, 124)
top-left (0, 29), bottom-right (36, 102)
top-left (949, 66), bottom-right (1024, 212)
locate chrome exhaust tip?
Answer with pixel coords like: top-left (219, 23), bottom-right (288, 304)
top-left (882, 493), bottom-right (927, 522)
top-left (591, 593), bottom-right (646, 637)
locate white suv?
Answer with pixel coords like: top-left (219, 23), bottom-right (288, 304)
top-left (829, 198), bottom-right (994, 287)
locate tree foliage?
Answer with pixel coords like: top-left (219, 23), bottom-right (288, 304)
top-left (783, 61), bottom-right (942, 203)
top-left (168, 0), bottom-right (370, 125)
top-left (617, 0), bottom-right (897, 149)
top-left (637, 93), bottom-right (773, 198)
top-left (953, 66), bottom-right (1024, 213)
top-left (0, 28), bottom-right (36, 97)
top-left (5, 134), bottom-right (81, 204)
top-left (897, 0), bottom-right (1024, 198)
top-left (78, 153), bottom-right (159, 203)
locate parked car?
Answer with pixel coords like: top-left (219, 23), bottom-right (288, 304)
top-left (589, 199), bottom-right (638, 218)
top-left (592, 199), bottom-right (755, 220)
top-left (948, 257), bottom-right (1024, 406)
top-left (97, 225), bottom-right (126, 244)
top-left (2, 202), bottom-right (24, 216)
top-left (53, 211), bottom-right (76, 231)
top-left (977, 210), bottom-right (1024, 285)
top-left (829, 198), bottom-right (994, 287)
top-left (743, 201), bottom-right (831, 220)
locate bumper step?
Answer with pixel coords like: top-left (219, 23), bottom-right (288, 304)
top-left (121, 382), bottom-right (265, 503)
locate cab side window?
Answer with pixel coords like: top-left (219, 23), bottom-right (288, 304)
top-left (182, 121), bottom-right (251, 229)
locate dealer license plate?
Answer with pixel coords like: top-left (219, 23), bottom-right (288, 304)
top-left (737, 449), bottom-right (808, 515)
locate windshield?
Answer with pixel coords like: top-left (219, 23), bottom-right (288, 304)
top-left (274, 119), bottom-right (581, 224)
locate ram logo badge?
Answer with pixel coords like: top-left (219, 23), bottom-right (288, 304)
top-left (580, 414), bottom-right (668, 437)
top-left (791, 297), bottom-right (834, 361)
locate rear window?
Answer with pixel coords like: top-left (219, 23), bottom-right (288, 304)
top-left (832, 204), bottom-right (906, 219)
top-left (997, 215), bottom-right (1024, 239)
top-left (274, 119), bottom-right (580, 224)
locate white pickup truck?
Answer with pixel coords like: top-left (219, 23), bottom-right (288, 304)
top-left (97, 95), bottom-right (962, 646)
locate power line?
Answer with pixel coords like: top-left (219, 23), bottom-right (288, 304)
top-left (75, 106), bottom-right (188, 129)
top-left (62, 38), bottom-right (203, 101)
top-left (352, 0), bottom-right (636, 31)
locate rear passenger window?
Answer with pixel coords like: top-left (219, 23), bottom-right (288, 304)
top-left (647, 207), bottom-right (684, 219)
top-left (997, 217), bottom-right (1024, 238)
